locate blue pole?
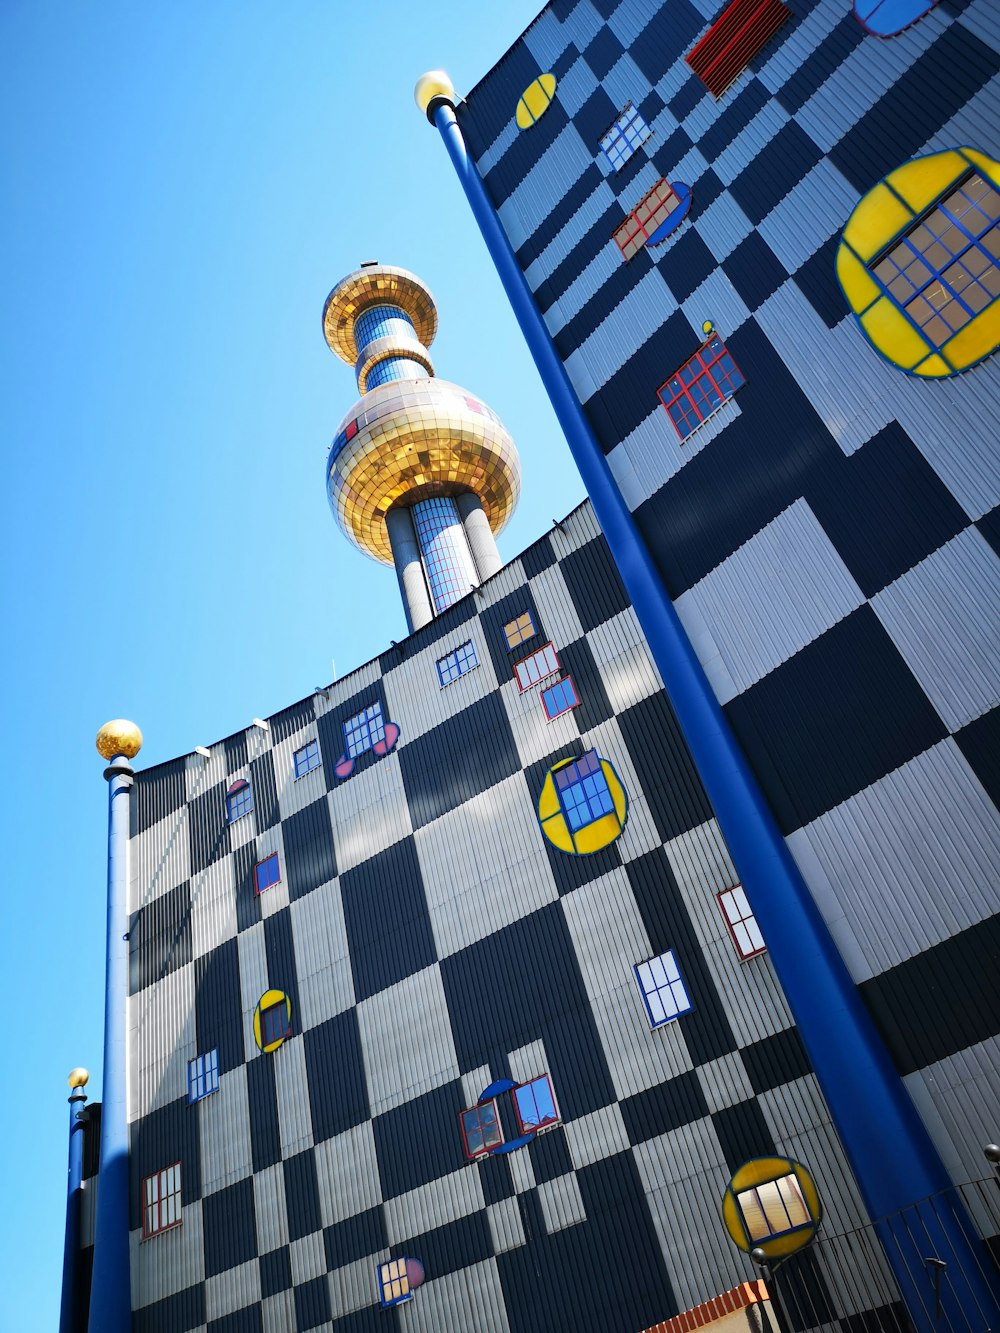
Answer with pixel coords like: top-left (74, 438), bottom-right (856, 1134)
top-left (425, 90), bottom-right (1000, 1328)
top-left (88, 753), bottom-right (134, 1333)
top-left (59, 1073), bottom-right (89, 1333)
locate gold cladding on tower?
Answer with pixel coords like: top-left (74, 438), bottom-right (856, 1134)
top-left (323, 266), bottom-right (438, 364)
top-left (96, 719), bottom-right (143, 761)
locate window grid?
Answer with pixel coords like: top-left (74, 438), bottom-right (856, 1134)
top-left (504, 611), bottom-right (536, 650)
top-left (614, 179), bottom-right (683, 259)
top-left (261, 999), bottom-right (291, 1048)
top-left (635, 950), bottom-right (694, 1027)
top-left (142, 1163), bottom-right (182, 1239)
top-left (736, 1173), bottom-right (812, 1242)
top-left (541, 676), bottom-right (580, 720)
top-left (870, 172), bottom-right (1000, 349)
top-left (658, 336), bottom-right (745, 441)
top-left (512, 1074), bottom-right (559, 1135)
top-left (254, 853), bottom-right (280, 895)
top-left (554, 750), bottom-right (616, 832)
top-left (437, 640), bottom-right (479, 687)
top-left (343, 702), bottom-right (386, 759)
top-left (379, 1258), bottom-right (412, 1307)
top-left (226, 781), bottom-right (253, 822)
top-left (413, 496), bottom-right (477, 613)
top-left (599, 103), bottom-right (652, 171)
top-left (187, 1051), bottom-right (219, 1104)
top-left (513, 641), bottom-right (560, 691)
top-left (459, 1100), bottom-right (504, 1159)
top-left (293, 738), bottom-right (321, 779)
top-left (718, 886), bottom-right (766, 958)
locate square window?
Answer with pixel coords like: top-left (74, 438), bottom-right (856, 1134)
top-left (254, 852), bottom-right (281, 895)
top-left (187, 1050), bottom-right (219, 1104)
top-left (541, 676), bottom-right (580, 720)
top-left (512, 1074), bottom-right (559, 1135)
top-left (658, 336), bottom-right (745, 442)
top-left (459, 1100), bottom-right (504, 1159)
top-left (142, 1163), bottom-right (182, 1239)
top-left (379, 1258), bottom-right (412, 1307)
top-left (634, 949), bottom-right (694, 1027)
top-left (599, 103), bottom-right (652, 172)
top-left (226, 780), bottom-right (253, 823)
top-left (261, 999), bottom-right (291, 1048)
top-left (293, 738), bottom-right (321, 779)
top-left (437, 639), bottom-right (479, 686)
top-left (718, 886), bottom-right (765, 958)
top-left (736, 1172), bottom-right (812, 1243)
top-left (503, 611), bottom-right (536, 650)
top-left (513, 642), bottom-right (560, 691)
top-left (343, 702), bottom-right (385, 759)
top-left (554, 750), bottom-right (617, 832)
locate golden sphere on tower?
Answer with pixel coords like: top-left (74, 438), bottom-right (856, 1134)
top-left (96, 719), bottom-right (143, 761)
top-left (68, 1068), bottom-right (90, 1089)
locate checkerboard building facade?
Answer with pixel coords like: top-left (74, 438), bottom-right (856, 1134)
top-left (74, 1), bottom-right (1000, 1328)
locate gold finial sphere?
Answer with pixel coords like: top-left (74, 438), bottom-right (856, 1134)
top-left (68, 1068), bottom-right (90, 1089)
top-left (414, 69), bottom-right (456, 116)
top-left (96, 719), bottom-right (143, 761)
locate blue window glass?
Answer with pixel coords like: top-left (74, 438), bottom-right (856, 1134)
top-left (412, 496), bottom-right (479, 613)
top-left (187, 1050), bottom-right (219, 1103)
top-left (541, 676), bottom-right (579, 719)
top-left (513, 1075), bottom-right (559, 1134)
top-left (226, 780), bottom-right (253, 822)
top-left (853, 0), bottom-right (937, 36)
top-left (554, 750), bottom-right (615, 831)
top-left (254, 853), bottom-right (280, 894)
top-left (354, 303), bottom-right (414, 348)
top-left (599, 103), bottom-right (652, 172)
top-left (261, 999), bottom-right (291, 1048)
top-left (343, 702), bottom-right (385, 759)
top-left (635, 950), bottom-right (694, 1027)
top-left (293, 738), bottom-right (321, 778)
top-left (459, 1101), bottom-right (503, 1158)
top-left (437, 640), bottom-right (479, 686)
top-left (869, 172), bottom-right (1000, 350)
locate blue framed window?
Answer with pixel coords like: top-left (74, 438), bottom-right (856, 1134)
top-left (635, 950), bottom-right (694, 1027)
top-left (869, 172), bottom-right (1000, 349)
top-left (187, 1050), bottom-right (219, 1104)
top-left (226, 779), bottom-right (253, 823)
top-left (261, 998), bottom-right (291, 1047)
top-left (554, 750), bottom-right (615, 831)
top-left (459, 1100), bottom-right (503, 1158)
top-left (343, 702), bottom-right (385, 759)
top-left (512, 1074), bottom-right (559, 1135)
top-left (254, 853), bottom-right (280, 895)
top-left (599, 103), bottom-right (652, 172)
top-left (437, 640), bottom-right (479, 686)
top-left (293, 738), bottom-right (321, 778)
top-left (378, 1257), bottom-right (424, 1307)
top-left (541, 676), bottom-right (579, 720)
top-left (503, 611), bottom-right (536, 650)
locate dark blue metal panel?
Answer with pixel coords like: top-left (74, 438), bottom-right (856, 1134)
top-left (699, 78), bottom-right (770, 160)
top-left (209, 1308), bottom-right (262, 1333)
top-left (293, 1277), bottom-right (331, 1331)
top-left (729, 121), bottom-right (825, 225)
top-left (259, 1245), bottom-right (292, 1298)
top-left (246, 1054), bottom-right (281, 1174)
top-left (722, 230), bottom-right (790, 310)
top-left (741, 1025), bottom-right (812, 1095)
top-left (324, 1207), bottom-right (388, 1270)
top-left (711, 1097), bottom-right (778, 1173)
top-left (304, 1009), bottom-right (369, 1142)
top-left (372, 1081), bottom-right (466, 1198)
top-left (403, 1211), bottom-right (492, 1281)
top-left (340, 835), bottom-right (437, 1003)
top-left (129, 1097), bottom-right (202, 1230)
top-left (129, 878), bottom-right (192, 995)
top-left (132, 1285), bottom-right (205, 1333)
top-left (223, 730), bottom-right (248, 775)
top-left (130, 755), bottom-right (186, 837)
top-left (264, 908), bottom-right (301, 1027)
top-left (955, 704), bottom-right (1000, 811)
top-left (617, 695), bottom-right (715, 843)
top-left (619, 1067), bottom-right (709, 1143)
top-left (282, 1149), bottom-right (322, 1243)
top-left (560, 533), bottom-right (631, 632)
top-left (203, 1178), bottom-right (256, 1278)
top-left (249, 750), bottom-right (279, 832)
top-left (195, 937), bottom-right (243, 1077)
top-left (778, 15), bottom-right (865, 115)
top-left (792, 233), bottom-right (849, 327)
top-left (281, 796), bottom-right (337, 902)
top-left (187, 782), bottom-right (231, 876)
top-left (233, 843), bottom-right (262, 934)
top-left (557, 636), bottom-right (614, 731)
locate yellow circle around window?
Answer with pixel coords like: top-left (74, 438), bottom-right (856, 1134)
top-left (516, 73), bottom-right (557, 130)
top-left (537, 753), bottom-right (628, 856)
top-left (721, 1155), bottom-right (822, 1260)
top-left (254, 989), bottom-right (292, 1054)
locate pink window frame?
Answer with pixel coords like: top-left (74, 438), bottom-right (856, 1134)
top-left (657, 337), bottom-right (745, 441)
top-left (512, 1074), bottom-right (560, 1136)
top-left (141, 1162), bottom-right (182, 1240)
top-left (458, 1099), bottom-right (503, 1160)
top-left (717, 885), bottom-right (766, 959)
top-left (513, 641), bottom-right (561, 693)
top-left (254, 852), bottom-right (281, 895)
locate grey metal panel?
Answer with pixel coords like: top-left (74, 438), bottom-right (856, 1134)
top-left (406, 1259), bottom-right (512, 1333)
top-left (565, 267), bottom-right (676, 397)
top-left (538, 1171), bottom-right (587, 1233)
top-left (289, 877), bottom-right (355, 1028)
top-left (261, 1290), bottom-right (294, 1332)
top-left (698, 99), bottom-right (790, 189)
top-left (313, 1121), bottom-right (381, 1228)
top-left (205, 1259), bottom-right (261, 1323)
top-left (695, 1052), bottom-right (756, 1115)
top-left (959, 0), bottom-right (1000, 50)
top-left (905, 1035), bottom-right (1000, 1195)
top-left (356, 964), bottom-right (459, 1116)
top-left (274, 1034), bottom-right (314, 1160)
top-left (133, 963), bottom-right (196, 1122)
top-left (757, 155), bottom-right (861, 273)
top-left (524, 5), bottom-right (574, 67)
top-left (328, 759), bottom-right (411, 876)
top-left (488, 1197), bottom-right (526, 1253)
top-left (549, 53), bottom-right (599, 120)
top-left (199, 1064), bottom-right (253, 1197)
top-left (602, 50), bottom-right (653, 113)
top-left (252, 1163), bottom-right (288, 1254)
top-left (384, 1168), bottom-right (485, 1244)
top-left (607, 399), bottom-right (742, 513)
top-left (289, 1230), bottom-right (326, 1285)
top-left (525, 180), bottom-right (617, 294)
top-left (328, 1253), bottom-right (382, 1319)
top-left (497, 123), bottom-right (593, 251)
top-left (695, 189), bottom-right (756, 263)
top-left (872, 527), bottom-right (1000, 733)
top-left (130, 1199), bottom-right (205, 1310)
top-left (680, 266), bottom-right (753, 339)
top-left (563, 1101), bottom-right (631, 1170)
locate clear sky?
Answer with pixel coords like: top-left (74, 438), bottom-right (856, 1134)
top-left (0, 3), bottom-right (582, 1324)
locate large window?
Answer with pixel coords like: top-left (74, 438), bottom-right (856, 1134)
top-left (718, 886), bottom-right (765, 959)
top-left (142, 1164), bottom-right (182, 1239)
top-left (255, 853), bottom-right (281, 895)
top-left (226, 779), bottom-right (253, 823)
top-left (293, 738), bottom-right (321, 779)
top-left (512, 1075), bottom-right (559, 1135)
top-left (869, 172), bottom-right (999, 350)
top-left (686, 0), bottom-right (792, 98)
top-left (635, 950), bottom-right (694, 1027)
top-left (614, 179), bottom-right (692, 259)
top-left (555, 750), bottom-right (616, 832)
top-left (187, 1051), bottom-right (219, 1103)
top-left (599, 103), bottom-right (652, 172)
top-left (541, 677), bottom-right (580, 720)
top-left (503, 611), bottom-right (536, 650)
top-left (437, 640), bottom-right (479, 686)
top-left (459, 1100), bottom-right (504, 1159)
top-left (658, 336), bottom-right (745, 441)
top-left (343, 702), bottom-right (386, 759)
top-left (513, 642), bottom-right (560, 692)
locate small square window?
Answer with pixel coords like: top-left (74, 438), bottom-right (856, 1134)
top-left (437, 639), bottom-right (479, 686)
top-left (379, 1257), bottom-right (412, 1307)
top-left (635, 950), bottom-right (694, 1027)
top-left (503, 612), bottom-right (536, 650)
top-left (187, 1051), bottom-right (219, 1104)
top-left (541, 676), bottom-right (580, 720)
top-left (512, 1074), bottom-right (559, 1135)
top-left (736, 1173), bottom-right (813, 1243)
top-left (599, 102), bottom-right (652, 172)
top-left (513, 642), bottom-right (560, 691)
top-left (293, 738), bottom-right (321, 779)
top-left (142, 1163), bottom-right (182, 1239)
top-left (459, 1100), bottom-right (504, 1159)
top-left (255, 853), bottom-right (281, 895)
top-left (261, 999), bottom-right (291, 1048)
top-left (718, 886), bottom-right (765, 958)
top-left (343, 702), bottom-right (385, 759)
top-left (226, 779), bottom-right (253, 823)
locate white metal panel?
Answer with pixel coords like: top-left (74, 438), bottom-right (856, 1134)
top-left (488, 1197), bottom-right (526, 1253)
top-left (289, 1230), bottom-right (326, 1285)
top-left (384, 1167), bottom-right (485, 1244)
top-left (290, 881), bottom-right (355, 1029)
top-left (695, 189), bottom-right (756, 262)
top-left (328, 755), bottom-right (413, 875)
top-left (538, 1171), bottom-right (587, 1232)
top-left (205, 1259), bottom-right (261, 1322)
top-left (525, 180), bottom-right (618, 294)
top-left (356, 964), bottom-right (460, 1116)
top-left (130, 1199), bottom-right (205, 1308)
top-left (328, 1253), bottom-right (382, 1319)
top-left (524, 5), bottom-right (574, 67)
top-left (681, 267), bottom-right (753, 338)
top-left (704, 99), bottom-right (791, 188)
top-left (602, 50), bottom-right (654, 112)
top-left (134, 962), bottom-right (196, 1120)
top-left (200, 1063), bottom-right (253, 1196)
top-left (252, 1162), bottom-right (288, 1253)
top-left (274, 1034), bottom-right (315, 1160)
top-left (566, 267), bottom-right (677, 397)
top-left (498, 123), bottom-right (593, 251)
top-left (314, 1121), bottom-right (381, 1228)
top-left (757, 155), bottom-right (861, 274)
top-left (564, 1101), bottom-right (632, 1169)
top-left (405, 1259), bottom-right (512, 1333)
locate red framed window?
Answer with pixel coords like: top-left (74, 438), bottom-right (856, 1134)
top-left (541, 676), bottom-right (580, 720)
top-left (658, 335), bottom-right (745, 441)
top-left (142, 1163), bottom-right (182, 1239)
top-left (686, 0), bottom-right (791, 97)
top-left (512, 1074), bottom-right (559, 1135)
top-left (459, 1100), bottom-right (503, 1159)
top-left (613, 179), bottom-right (687, 259)
top-left (513, 642), bottom-right (560, 691)
top-left (718, 885), bottom-right (766, 959)
top-left (254, 853), bottom-right (280, 895)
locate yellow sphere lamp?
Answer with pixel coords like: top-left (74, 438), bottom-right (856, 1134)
top-left (96, 720), bottom-right (143, 762)
top-left (415, 69), bottom-right (456, 121)
top-left (68, 1068), bottom-right (90, 1089)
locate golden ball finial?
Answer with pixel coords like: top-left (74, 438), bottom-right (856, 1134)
top-left (415, 69), bottom-right (456, 117)
top-left (68, 1068), bottom-right (89, 1089)
top-left (96, 719), bottom-right (143, 761)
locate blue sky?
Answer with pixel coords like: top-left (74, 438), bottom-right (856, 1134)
top-left (0, 3), bottom-right (582, 1323)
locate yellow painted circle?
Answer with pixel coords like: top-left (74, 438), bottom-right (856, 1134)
top-left (837, 147), bottom-right (1000, 378)
top-left (516, 73), bottom-right (557, 130)
top-left (722, 1155), bottom-right (822, 1259)
top-left (537, 754), bottom-right (628, 856)
top-left (254, 989), bottom-right (292, 1054)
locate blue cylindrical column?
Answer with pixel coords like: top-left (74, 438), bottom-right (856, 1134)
top-left (59, 1071), bottom-right (89, 1333)
top-left (423, 89), bottom-right (1000, 1328)
top-left (89, 726), bottom-right (138, 1333)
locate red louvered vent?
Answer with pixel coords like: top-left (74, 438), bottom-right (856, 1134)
top-left (686, 0), bottom-right (791, 97)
